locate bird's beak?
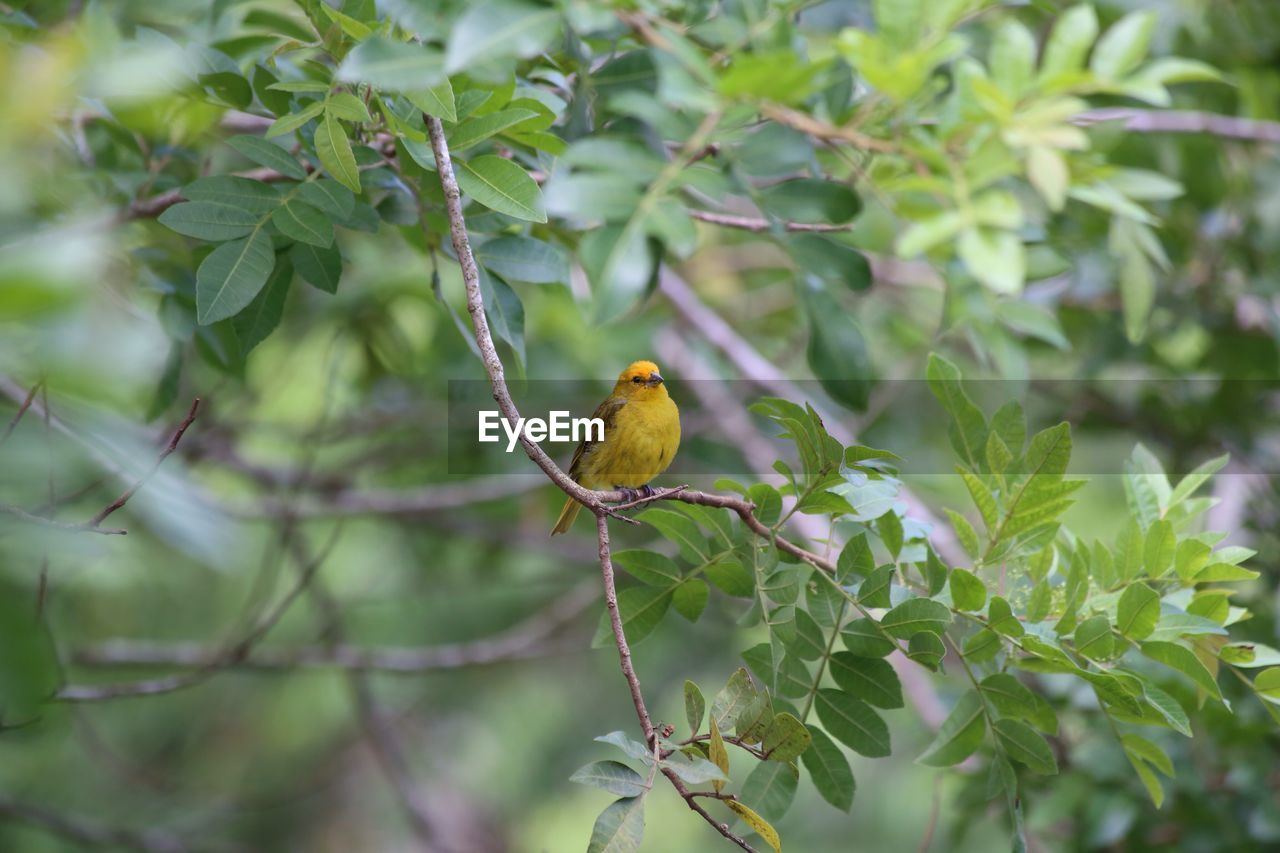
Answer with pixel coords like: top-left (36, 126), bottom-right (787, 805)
top-left (646, 372), bottom-right (664, 387)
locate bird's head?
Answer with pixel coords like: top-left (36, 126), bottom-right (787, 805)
top-left (614, 360), bottom-right (668, 400)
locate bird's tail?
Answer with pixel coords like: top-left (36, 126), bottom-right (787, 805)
top-left (551, 496), bottom-right (581, 535)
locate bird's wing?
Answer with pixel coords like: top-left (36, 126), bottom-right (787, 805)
top-left (567, 395), bottom-right (627, 482)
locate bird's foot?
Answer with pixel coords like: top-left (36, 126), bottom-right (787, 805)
top-left (639, 484), bottom-right (656, 499)
top-left (615, 486), bottom-right (641, 504)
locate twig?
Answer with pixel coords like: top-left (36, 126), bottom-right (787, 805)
top-left (0, 379), bottom-right (41, 446)
top-left (688, 208), bottom-right (853, 233)
top-left (1073, 108), bottom-right (1280, 144)
top-left (0, 796), bottom-right (190, 853)
top-left (55, 525), bottom-right (342, 701)
top-left (125, 168), bottom-right (295, 219)
top-left (0, 504), bottom-right (126, 535)
top-left (86, 397), bottom-right (200, 528)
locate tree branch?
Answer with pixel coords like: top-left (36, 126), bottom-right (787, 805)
top-left (86, 397), bottom-right (201, 528)
top-left (70, 582), bottom-right (597, 674)
top-left (0, 378), bottom-right (41, 446)
top-left (0, 796), bottom-right (190, 853)
top-left (55, 525), bottom-right (341, 701)
top-left (1073, 108), bottom-right (1280, 144)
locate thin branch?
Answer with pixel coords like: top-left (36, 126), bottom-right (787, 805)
top-left (597, 514), bottom-right (757, 852)
top-left (0, 504), bottom-right (126, 535)
top-left (71, 582), bottom-right (597, 673)
top-left (125, 168), bottom-right (295, 219)
top-left (55, 526), bottom-right (342, 702)
top-left (0, 379), bottom-right (41, 446)
top-left (1073, 108), bottom-right (1280, 144)
top-left (687, 208), bottom-right (853, 233)
top-left (222, 474), bottom-right (547, 519)
top-left (0, 796), bottom-right (190, 853)
top-left (86, 397), bottom-right (201, 528)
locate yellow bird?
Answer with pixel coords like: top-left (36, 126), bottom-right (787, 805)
top-left (551, 360), bottom-right (681, 535)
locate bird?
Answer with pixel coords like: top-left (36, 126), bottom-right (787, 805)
top-left (551, 360), bottom-right (681, 535)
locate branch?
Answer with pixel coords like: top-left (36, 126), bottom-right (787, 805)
top-left (426, 113), bottom-right (756, 852)
top-left (70, 582), bottom-right (597, 673)
top-left (55, 526), bottom-right (341, 702)
top-left (0, 796), bottom-right (190, 853)
top-left (125, 167), bottom-right (296, 219)
top-left (0, 504), bottom-right (126, 535)
top-left (1073, 108), bottom-right (1280, 144)
top-left (0, 378), bottom-right (41, 446)
top-left (598, 515), bottom-right (757, 853)
top-left (86, 397), bottom-right (200, 528)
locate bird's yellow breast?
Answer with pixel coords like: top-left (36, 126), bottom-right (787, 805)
top-left (579, 396), bottom-right (681, 489)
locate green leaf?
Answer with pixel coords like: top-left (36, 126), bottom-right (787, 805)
top-left (456, 155), bottom-right (546, 222)
top-left (290, 242), bottom-right (342, 294)
top-left (298, 179), bottom-right (355, 219)
top-left (814, 689), bottom-right (890, 757)
top-left (1091, 11), bottom-right (1155, 79)
top-left (907, 632), bottom-right (946, 670)
top-left (672, 578), bottom-right (709, 622)
top-left (233, 255), bottom-right (292, 354)
top-left (950, 568), bottom-right (986, 612)
top-left (747, 483), bottom-right (783, 527)
top-left (917, 690), bottom-right (985, 767)
top-left (803, 286), bottom-right (872, 411)
top-left (474, 236), bottom-right (569, 284)
top-left (314, 114), bottom-right (361, 193)
top-left (880, 598), bottom-right (951, 639)
top-left (1143, 520), bottom-right (1175, 577)
top-left (325, 92), bottom-right (372, 124)
top-left (800, 725), bottom-right (854, 811)
top-left (336, 36), bottom-right (445, 91)
top-left (449, 108), bottom-right (540, 151)
top-left (1039, 3), bottom-right (1099, 84)
top-left (711, 668), bottom-right (757, 731)
top-left (1141, 641), bottom-right (1222, 699)
top-left (406, 80), bottom-right (458, 122)
top-left (987, 596), bottom-right (1024, 637)
top-left (709, 718), bottom-right (729, 792)
top-left (478, 269), bottom-right (525, 363)
top-left (759, 178), bottom-right (861, 224)
top-left (828, 653), bottom-right (902, 709)
top-left (612, 551), bottom-right (681, 586)
top-left (318, 2), bottom-right (371, 39)
top-left (637, 508), bottom-right (708, 563)
top-left (227, 135), bottom-right (307, 179)
top-left (1220, 642), bottom-right (1280, 668)
top-left (945, 509), bottom-right (981, 559)
top-left (266, 101), bottom-right (325, 138)
top-left (445, 0), bottom-right (559, 73)
top-left (740, 760), bottom-right (799, 822)
top-left (587, 796), bottom-right (645, 853)
top-left (877, 512), bottom-right (903, 559)
top-left (196, 228), bottom-right (275, 324)
top-left (857, 565), bottom-right (894, 609)
top-left (993, 718), bottom-right (1057, 774)
top-left (761, 712), bottom-right (811, 763)
top-left (926, 354), bottom-right (987, 470)
top-left (705, 560), bottom-right (754, 597)
top-left (1254, 668), bottom-right (1280, 704)
top-left (685, 680), bottom-right (705, 735)
top-left (1168, 454), bottom-right (1229, 507)
top-left (1121, 734), bottom-right (1174, 777)
top-left (922, 549), bottom-right (948, 597)
top-left (841, 619), bottom-right (895, 658)
top-left (725, 800), bottom-right (781, 853)
top-left (990, 19), bottom-right (1036, 96)
top-left (958, 227), bottom-right (1025, 294)
top-left (1075, 615), bottom-right (1116, 660)
top-left (271, 199), bottom-right (333, 247)
top-left (571, 761), bottom-right (647, 798)
top-left (594, 731), bottom-right (653, 763)
top-left (593, 586), bottom-right (672, 647)
top-left (981, 673), bottom-right (1058, 734)
top-left (963, 627), bottom-right (1002, 664)
top-left (159, 201), bottom-right (260, 241)
top-left (183, 176), bottom-right (282, 213)
top-left (1117, 583), bottom-right (1160, 640)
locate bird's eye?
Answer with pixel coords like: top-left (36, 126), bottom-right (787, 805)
top-left (632, 375), bottom-right (644, 383)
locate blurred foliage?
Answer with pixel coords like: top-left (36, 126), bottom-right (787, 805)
top-left (2, 0), bottom-right (1280, 851)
